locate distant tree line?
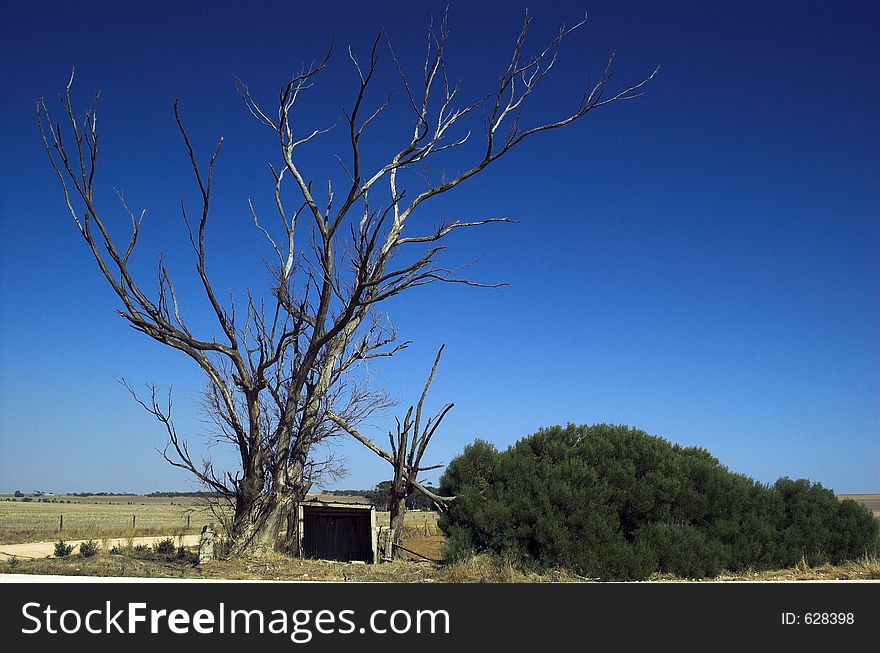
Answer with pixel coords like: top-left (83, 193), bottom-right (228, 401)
top-left (439, 424), bottom-right (879, 580)
top-left (322, 483), bottom-right (441, 512)
top-left (8, 491), bottom-right (226, 498)
top-left (146, 491), bottom-right (224, 498)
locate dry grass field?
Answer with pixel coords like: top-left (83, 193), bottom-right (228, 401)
top-left (2, 546), bottom-right (878, 582)
top-left (0, 494), bottom-right (441, 546)
top-left (0, 495), bottom-right (215, 544)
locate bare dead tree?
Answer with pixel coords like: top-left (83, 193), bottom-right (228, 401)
top-left (37, 10), bottom-right (657, 557)
top-left (329, 344), bottom-right (453, 559)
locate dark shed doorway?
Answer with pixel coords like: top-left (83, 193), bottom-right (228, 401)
top-left (299, 500), bottom-right (376, 563)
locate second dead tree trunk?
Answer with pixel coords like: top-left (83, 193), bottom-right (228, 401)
top-left (333, 345), bottom-right (454, 560)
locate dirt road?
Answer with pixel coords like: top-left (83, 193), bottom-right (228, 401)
top-left (0, 535), bottom-right (200, 561)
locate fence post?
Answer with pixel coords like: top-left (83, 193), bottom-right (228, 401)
top-left (132, 515), bottom-right (136, 531)
top-left (59, 514), bottom-right (63, 532)
top-left (186, 514), bottom-right (191, 529)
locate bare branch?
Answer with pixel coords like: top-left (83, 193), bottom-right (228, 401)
top-left (119, 379), bottom-right (235, 497)
top-left (396, 217), bottom-right (515, 245)
top-left (327, 410), bottom-right (455, 503)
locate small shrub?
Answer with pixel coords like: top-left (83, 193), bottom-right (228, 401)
top-left (176, 546), bottom-right (188, 560)
top-left (78, 540), bottom-right (99, 558)
top-left (7, 556), bottom-right (18, 568)
top-left (54, 540), bottom-right (73, 557)
top-left (155, 538), bottom-right (176, 556)
top-left (132, 544), bottom-right (150, 556)
top-left (109, 545), bottom-right (122, 555)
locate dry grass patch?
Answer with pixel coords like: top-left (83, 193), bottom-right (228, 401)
top-left (435, 555), bottom-right (585, 583)
top-left (4, 549), bottom-right (879, 582)
top-left (709, 555), bottom-right (880, 582)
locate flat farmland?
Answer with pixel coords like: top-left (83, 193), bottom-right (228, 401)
top-left (0, 495), bottom-right (217, 544)
top-left (0, 495), bottom-right (442, 546)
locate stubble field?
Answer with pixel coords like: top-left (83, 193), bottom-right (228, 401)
top-left (0, 495), bottom-right (213, 544)
top-left (0, 494), bottom-right (441, 548)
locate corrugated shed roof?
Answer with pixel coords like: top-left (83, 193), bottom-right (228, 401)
top-left (304, 493), bottom-right (373, 507)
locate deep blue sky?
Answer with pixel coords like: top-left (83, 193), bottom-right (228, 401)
top-left (1, 0), bottom-right (877, 494)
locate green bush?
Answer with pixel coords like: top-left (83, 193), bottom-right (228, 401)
top-left (132, 544), bottom-right (150, 556)
top-left (155, 538), bottom-right (175, 555)
top-left (440, 424), bottom-right (879, 580)
top-left (442, 526), bottom-right (476, 564)
top-left (78, 540), bottom-right (99, 558)
top-left (54, 540), bottom-right (73, 557)
top-left (772, 478), bottom-right (879, 566)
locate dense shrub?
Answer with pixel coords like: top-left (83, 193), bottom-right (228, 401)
top-left (442, 526), bottom-right (476, 565)
top-left (155, 538), bottom-right (176, 555)
top-left (78, 540), bottom-right (99, 558)
top-left (440, 424), bottom-right (879, 580)
top-left (54, 540), bottom-right (73, 557)
top-left (772, 478), bottom-right (878, 567)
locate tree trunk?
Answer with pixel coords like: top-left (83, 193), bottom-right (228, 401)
top-left (227, 471), bottom-right (306, 557)
top-left (228, 494), bottom-right (280, 557)
top-left (388, 492), bottom-right (407, 560)
top-left (226, 493), bottom-right (301, 556)
top-left (224, 427), bottom-right (313, 557)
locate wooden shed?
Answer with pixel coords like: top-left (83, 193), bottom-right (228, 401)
top-left (297, 496), bottom-right (377, 563)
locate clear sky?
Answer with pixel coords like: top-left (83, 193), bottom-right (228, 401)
top-left (1, 0), bottom-right (877, 495)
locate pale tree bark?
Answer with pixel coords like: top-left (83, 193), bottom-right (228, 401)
top-left (37, 10), bottom-right (657, 557)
